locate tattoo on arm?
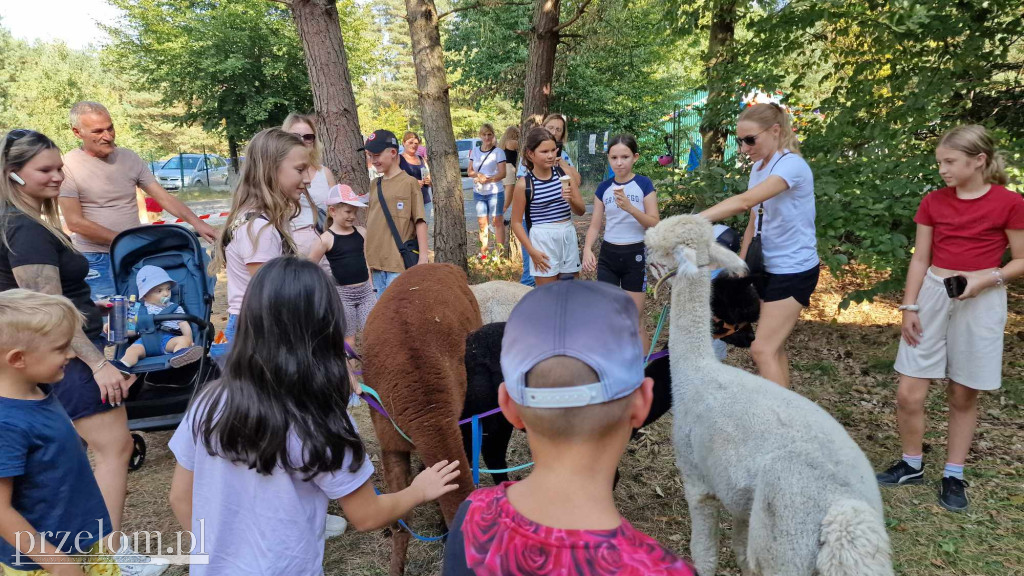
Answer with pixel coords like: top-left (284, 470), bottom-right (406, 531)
top-left (13, 264), bottom-right (104, 367)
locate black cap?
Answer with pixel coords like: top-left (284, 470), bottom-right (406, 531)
top-left (358, 130), bottom-right (400, 153)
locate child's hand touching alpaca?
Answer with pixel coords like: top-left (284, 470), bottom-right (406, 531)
top-left (411, 460), bottom-right (462, 503)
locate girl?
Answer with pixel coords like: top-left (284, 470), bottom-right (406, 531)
top-left (582, 134), bottom-right (660, 352)
top-left (876, 125), bottom-right (1023, 513)
top-left (468, 124), bottom-right (507, 258)
top-left (169, 257), bottom-right (460, 575)
top-left (308, 184), bottom-right (376, 366)
top-left (0, 129), bottom-right (167, 574)
top-left (209, 128), bottom-right (309, 358)
top-left (510, 127), bottom-right (586, 286)
top-left (399, 131), bottom-right (433, 232)
top-left (699, 103), bottom-right (818, 389)
top-left (282, 113), bottom-right (337, 256)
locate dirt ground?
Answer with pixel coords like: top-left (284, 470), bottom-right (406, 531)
top-left (122, 220), bottom-right (1022, 576)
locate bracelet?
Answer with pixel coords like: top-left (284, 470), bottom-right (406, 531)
top-left (898, 304), bottom-right (920, 312)
top-left (992, 269), bottom-right (1004, 287)
top-left (91, 359), bottom-right (108, 374)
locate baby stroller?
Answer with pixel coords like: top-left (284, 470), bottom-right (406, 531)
top-left (109, 224), bottom-right (219, 470)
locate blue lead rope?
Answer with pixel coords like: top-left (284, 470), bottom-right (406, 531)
top-left (372, 486), bottom-right (447, 542)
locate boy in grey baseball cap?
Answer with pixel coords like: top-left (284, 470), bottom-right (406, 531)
top-left (441, 280), bottom-right (696, 575)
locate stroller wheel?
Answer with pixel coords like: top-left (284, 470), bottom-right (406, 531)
top-left (129, 433), bottom-right (147, 471)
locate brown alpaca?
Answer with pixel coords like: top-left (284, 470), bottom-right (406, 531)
top-left (361, 263), bottom-right (482, 576)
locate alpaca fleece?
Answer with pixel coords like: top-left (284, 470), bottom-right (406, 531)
top-left (469, 280), bottom-right (532, 325)
top-left (362, 264), bottom-right (482, 576)
top-left (645, 215), bottom-right (893, 576)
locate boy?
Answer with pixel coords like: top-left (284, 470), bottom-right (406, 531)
top-left (0, 290), bottom-right (117, 575)
top-left (359, 129), bottom-right (428, 294)
top-left (442, 281), bottom-right (696, 575)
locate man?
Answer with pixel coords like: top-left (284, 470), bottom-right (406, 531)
top-left (59, 101), bottom-right (218, 298)
top-left (360, 130), bottom-right (428, 294)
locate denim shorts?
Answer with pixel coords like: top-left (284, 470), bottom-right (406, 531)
top-left (474, 191), bottom-right (504, 219)
top-left (53, 338), bottom-right (115, 421)
top-left (83, 252), bottom-right (115, 300)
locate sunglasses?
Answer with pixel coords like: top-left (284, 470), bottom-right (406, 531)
top-left (735, 126), bottom-right (772, 147)
top-left (295, 133), bottom-right (316, 143)
top-left (2, 129), bottom-right (31, 157)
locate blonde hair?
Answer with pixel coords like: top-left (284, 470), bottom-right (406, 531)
top-left (737, 103), bottom-right (801, 155)
top-left (499, 126), bottom-right (520, 150)
top-left (282, 112), bottom-right (321, 168)
top-left (479, 123), bottom-right (496, 138)
top-left (402, 131), bottom-right (420, 144)
top-left (938, 125), bottom-right (1009, 186)
top-left (0, 130), bottom-right (75, 253)
top-left (541, 114), bottom-right (568, 141)
top-left (209, 128), bottom-right (303, 275)
top-left (69, 101), bottom-right (110, 128)
top-left (0, 289), bottom-right (83, 351)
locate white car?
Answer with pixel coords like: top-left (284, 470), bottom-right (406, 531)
top-left (457, 138), bottom-right (481, 175)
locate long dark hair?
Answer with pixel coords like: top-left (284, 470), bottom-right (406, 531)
top-left (607, 133), bottom-right (639, 155)
top-left (522, 127), bottom-right (556, 171)
top-left (192, 257), bottom-right (365, 478)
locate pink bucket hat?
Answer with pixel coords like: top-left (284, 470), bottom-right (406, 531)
top-left (326, 184), bottom-right (367, 208)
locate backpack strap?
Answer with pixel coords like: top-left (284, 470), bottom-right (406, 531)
top-left (524, 172), bottom-right (535, 234)
top-left (135, 303), bottom-right (181, 357)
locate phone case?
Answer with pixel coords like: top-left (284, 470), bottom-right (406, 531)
top-left (944, 275), bottom-right (967, 298)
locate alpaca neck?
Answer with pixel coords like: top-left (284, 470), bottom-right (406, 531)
top-left (668, 269), bottom-right (716, 366)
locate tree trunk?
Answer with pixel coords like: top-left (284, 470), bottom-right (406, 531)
top-left (521, 0), bottom-right (561, 128)
top-left (700, 0), bottom-right (737, 164)
top-left (290, 0), bottom-right (370, 196)
top-left (405, 0), bottom-right (468, 270)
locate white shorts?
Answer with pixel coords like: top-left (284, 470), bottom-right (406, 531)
top-left (894, 269), bottom-right (1007, 390)
top-left (529, 221), bottom-right (581, 278)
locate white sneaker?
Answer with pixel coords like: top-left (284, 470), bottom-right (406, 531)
top-left (325, 513), bottom-right (348, 539)
top-left (114, 535), bottom-right (170, 576)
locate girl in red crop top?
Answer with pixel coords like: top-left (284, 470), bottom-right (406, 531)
top-left (877, 125), bottom-right (1023, 512)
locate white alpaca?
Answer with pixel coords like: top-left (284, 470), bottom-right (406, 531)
top-left (469, 281), bottom-right (532, 324)
top-left (646, 215), bottom-right (893, 576)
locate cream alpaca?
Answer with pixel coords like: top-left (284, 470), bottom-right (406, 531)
top-left (646, 214), bottom-right (893, 576)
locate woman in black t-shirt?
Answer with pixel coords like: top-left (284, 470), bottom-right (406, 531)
top-left (0, 129), bottom-right (142, 547)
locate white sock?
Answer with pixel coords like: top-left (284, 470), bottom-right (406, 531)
top-left (902, 453), bottom-right (923, 470)
top-left (943, 462), bottom-right (964, 480)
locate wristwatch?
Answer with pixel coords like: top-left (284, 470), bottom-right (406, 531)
top-left (898, 304), bottom-right (920, 312)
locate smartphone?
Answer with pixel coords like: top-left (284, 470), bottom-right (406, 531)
top-left (943, 275), bottom-right (967, 298)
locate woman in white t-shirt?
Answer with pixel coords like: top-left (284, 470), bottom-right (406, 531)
top-left (700, 103), bottom-right (818, 388)
top-left (468, 123), bottom-right (507, 258)
top-left (283, 113), bottom-right (338, 256)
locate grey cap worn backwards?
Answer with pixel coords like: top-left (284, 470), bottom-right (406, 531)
top-left (501, 280), bottom-right (645, 409)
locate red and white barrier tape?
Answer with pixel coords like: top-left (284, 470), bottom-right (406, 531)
top-left (152, 212), bottom-right (230, 225)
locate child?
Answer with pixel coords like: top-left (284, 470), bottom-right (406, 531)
top-left (208, 128), bottom-right (310, 358)
top-left (876, 125), bottom-right (1023, 512)
top-left (509, 127), bottom-right (586, 287)
top-left (111, 265), bottom-right (201, 370)
top-left (308, 184), bottom-right (376, 363)
top-left (0, 290), bottom-right (119, 576)
top-left (582, 134), bottom-right (660, 353)
top-left (169, 257), bottom-right (460, 575)
top-left (442, 281), bottom-right (696, 575)
top-left (359, 130), bottom-right (428, 294)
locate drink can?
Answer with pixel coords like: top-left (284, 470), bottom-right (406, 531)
top-left (108, 296), bottom-right (127, 344)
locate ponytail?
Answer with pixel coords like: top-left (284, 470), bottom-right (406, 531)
top-left (938, 125), bottom-right (1009, 186)
top-left (738, 103), bottom-right (801, 156)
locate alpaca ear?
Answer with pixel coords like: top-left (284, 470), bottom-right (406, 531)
top-left (673, 246), bottom-right (700, 277)
top-left (709, 241), bottom-right (748, 276)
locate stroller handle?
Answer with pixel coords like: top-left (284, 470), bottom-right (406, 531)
top-left (151, 314), bottom-right (213, 331)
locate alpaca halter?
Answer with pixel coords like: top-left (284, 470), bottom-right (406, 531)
top-left (652, 251), bottom-right (711, 297)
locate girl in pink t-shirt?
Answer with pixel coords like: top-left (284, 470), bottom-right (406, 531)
top-left (208, 128), bottom-right (311, 358)
top-left (170, 258), bottom-right (460, 576)
top-left (878, 125), bottom-right (1024, 512)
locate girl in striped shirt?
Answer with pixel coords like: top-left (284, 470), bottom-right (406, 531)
top-left (510, 127), bottom-right (586, 286)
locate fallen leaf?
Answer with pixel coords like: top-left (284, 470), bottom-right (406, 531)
top-left (655, 486), bottom-right (665, 497)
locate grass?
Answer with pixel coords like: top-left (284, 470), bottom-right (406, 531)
top-left (124, 213), bottom-right (1023, 575)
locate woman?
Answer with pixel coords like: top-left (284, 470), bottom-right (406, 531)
top-left (399, 131), bottom-right (433, 238)
top-left (468, 124), bottom-right (507, 258)
top-left (0, 129), bottom-right (167, 573)
top-left (699, 103), bottom-right (818, 388)
top-left (541, 113), bottom-right (581, 186)
top-left (282, 113), bottom-right (337, 256)
top-left (499, 126), bottom-right (520, 192)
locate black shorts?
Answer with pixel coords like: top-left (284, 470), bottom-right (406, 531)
top-left (755, 263), bottom-right (820, 307)
top-left (597, 241), bottom-right (647, 293)
top-left (53, 338), bottom-right (115, 421)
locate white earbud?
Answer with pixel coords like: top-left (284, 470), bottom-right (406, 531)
top-left (8, 172), bottom-right (25, 186)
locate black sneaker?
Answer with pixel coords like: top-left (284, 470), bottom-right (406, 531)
top-left (939, 476), bottom-right (969, 512)
top-left (876, 460), bottom-right (925, 486)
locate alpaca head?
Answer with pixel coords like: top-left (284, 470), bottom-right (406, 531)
top-left (645, 215), bottom-right (748, 295)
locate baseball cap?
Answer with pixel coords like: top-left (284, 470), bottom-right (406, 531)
top-left (501, 280), bottom-right (645, 409)
top-left (326, 184), bottom-right (367, 208)
top-left (358, 130), bottom-right (400, 154)
top-left (136, 265), bottom-right (175, 298)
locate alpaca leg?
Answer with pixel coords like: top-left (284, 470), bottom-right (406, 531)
top-left (482, 418), bottom-right (514, 485)
top-left (382, 449), bottom-right (412, 576)
top-left (746, 469), bottom-right (819, 576)
top-left (409, 419), bottom-right (475, 523)
top-left (684, 481), bottom-right (721, 576)
top-left (731, 515), bottom-right (752, 575)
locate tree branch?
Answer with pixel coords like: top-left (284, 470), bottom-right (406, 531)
top-left (552, 0), bottom-right (594, 33)
top-left (438, 0), bottom-right (532, 20)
